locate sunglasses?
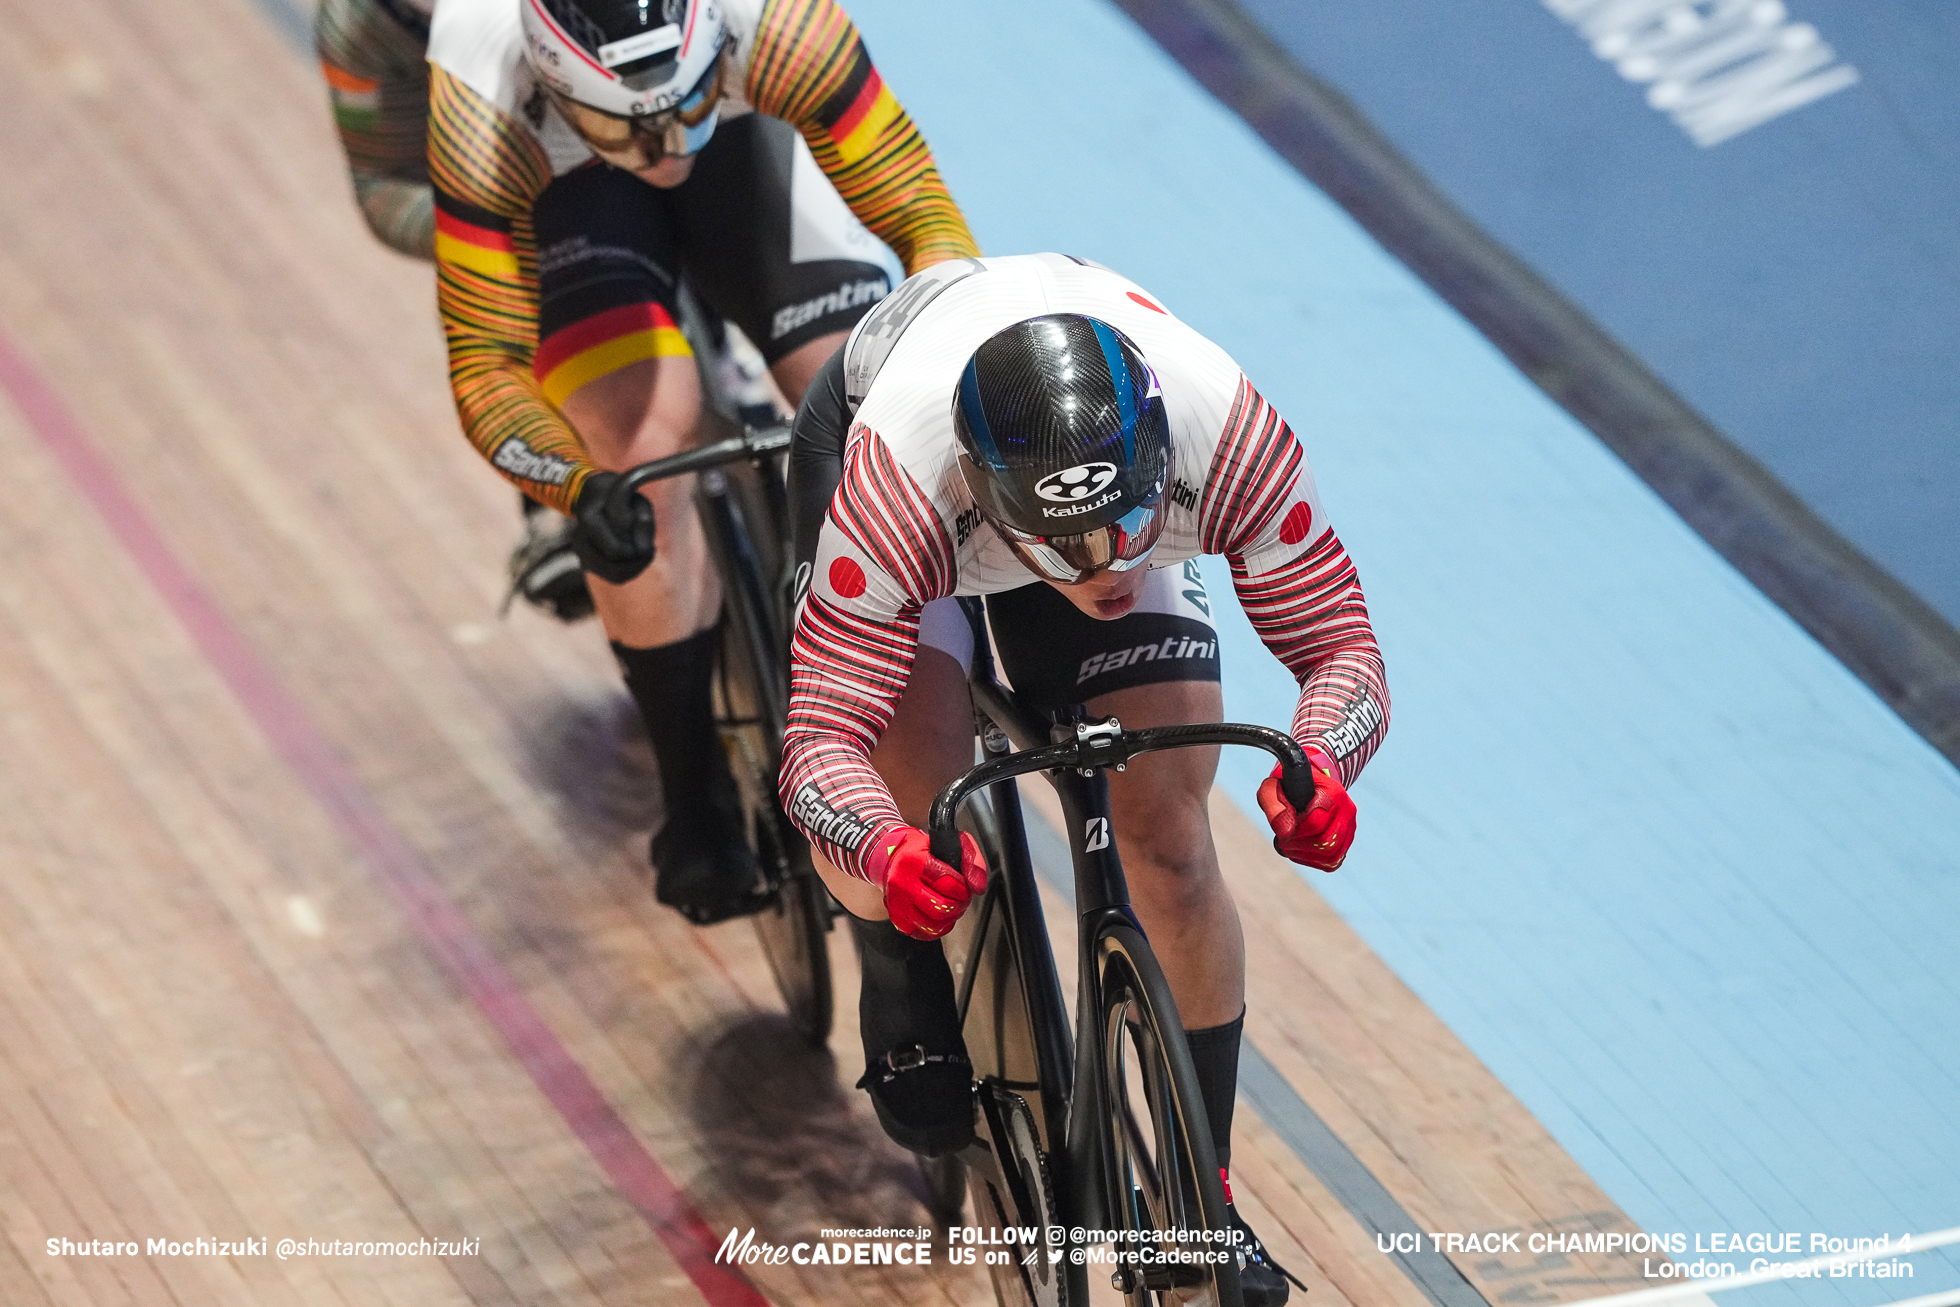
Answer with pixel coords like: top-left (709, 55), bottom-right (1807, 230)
top-left (993, 500), bottom-right (1166, 586)
top-left (546, 52), bottom-right (726, 170)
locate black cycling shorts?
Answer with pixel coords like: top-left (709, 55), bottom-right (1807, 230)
top-left (983, 565), bottom-right (1220, 710)
top-left (529, 114), bottom-right (898, 396)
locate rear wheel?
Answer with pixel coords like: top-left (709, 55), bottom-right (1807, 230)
top-left (746, 806), bottom-right (833, 1044)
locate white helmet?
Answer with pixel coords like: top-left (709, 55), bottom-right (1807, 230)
top-left (521, 0), bottom-right (726, 120)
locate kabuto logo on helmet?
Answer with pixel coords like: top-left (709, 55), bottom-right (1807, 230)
top-left (1034, 462), bottom-right (1118, 503)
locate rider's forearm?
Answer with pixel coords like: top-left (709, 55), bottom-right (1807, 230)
top-left (427, 67), bottom-right (590, 510)
top-left (1233, 538), bottom-right (1391, 786)
top-left (352, 175), bottom-right (435, 260)
top-left (317, 0), bottom-right (432, 256)
top-left (780, 604), bottom-right (918, 879)
top-left (778, 731), bottom-right (905, 882)
top-left (746, 0), bottom-right (980, 275)
top-left (442, 341), bottom-right (596, 513)
top-left (1290, 642), bottom-right (1390, 785)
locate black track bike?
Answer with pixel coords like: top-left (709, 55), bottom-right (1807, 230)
top-left (927, 632), bottom-right (1315, 1307)
top-left (609, 419), bottom-right (835, 1043)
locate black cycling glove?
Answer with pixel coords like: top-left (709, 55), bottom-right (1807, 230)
top-left (571, 471), bottom-right (656, 585)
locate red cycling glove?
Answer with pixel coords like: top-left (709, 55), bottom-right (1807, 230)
top-left (871, 826), bottom-right (989, 940)
top-left (1256, 744), bottom-right (1356, 871)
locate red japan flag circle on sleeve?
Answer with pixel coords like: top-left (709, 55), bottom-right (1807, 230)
top-left (811, 527), bottom-right (887, 616)
top-left (1278, 501), bottom-right (1313, 545)
top-left (829, 556), bottom-right (867, 599)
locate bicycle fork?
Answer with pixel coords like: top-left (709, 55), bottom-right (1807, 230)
top-left (1054, 764), bottom-right (1138, 1237)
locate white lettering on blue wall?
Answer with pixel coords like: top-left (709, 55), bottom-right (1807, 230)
top-left (1541, 0), bottom-right (1859, 146)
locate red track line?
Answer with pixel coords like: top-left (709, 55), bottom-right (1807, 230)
top-left (0, 330), bottom-right (768, 1307)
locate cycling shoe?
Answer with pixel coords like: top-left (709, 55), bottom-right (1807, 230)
top-left (849, 915), bottom-right (974, 1156)
top-left (649, 817), bottom-right (769, 925)
top-left (857, 1045), bottom-right (974, 1157)
top-left (1231, 1203), bottom-right (1307, 1305)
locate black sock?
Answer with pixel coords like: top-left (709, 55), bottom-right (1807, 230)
top-left (1185, 1009), bottom-right (1245, 1174)
top-left (849, 914), bottom-right (962, 1059)
top-left (613, 631), bottom-right (725, 830)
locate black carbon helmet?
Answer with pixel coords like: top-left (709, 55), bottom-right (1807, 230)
top-left (953, 314), bottom-right (1170, 536)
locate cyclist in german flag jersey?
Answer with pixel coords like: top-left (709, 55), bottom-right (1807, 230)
top-left (781, 254), bottom-right (1386, 1304)
top-left (426, 0), bottom-right (978, 922)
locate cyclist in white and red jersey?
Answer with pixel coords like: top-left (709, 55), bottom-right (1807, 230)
top-left (780, 253), bottom-right (1388, 1305)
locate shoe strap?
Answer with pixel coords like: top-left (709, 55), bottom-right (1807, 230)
top-left (1230, 1204), bottom-right (1309, 1292)
top-left (860, 1044), bottom-right (971, 1086)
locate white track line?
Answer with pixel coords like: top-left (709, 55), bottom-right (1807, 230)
top-left (1560, 1227), bottom-right (1960, 1307)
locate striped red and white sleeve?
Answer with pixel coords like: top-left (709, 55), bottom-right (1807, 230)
top-left (780, 429), bottom-right (957, 879)
top-left (1200, 379), bottom-right (1389, 785)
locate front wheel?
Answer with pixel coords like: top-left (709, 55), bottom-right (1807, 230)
top-left (699, 468), bottom-right (834, 1044)
top-left (1096, 924), bottom-right (1242, 1307)
top-left (941, 787), bottom-right (1080, 1307)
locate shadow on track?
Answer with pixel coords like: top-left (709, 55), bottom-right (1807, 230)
top-left (685, 1013), bottom-right (941, 1233)
top-left (515, 690), bottom-right (662, 850)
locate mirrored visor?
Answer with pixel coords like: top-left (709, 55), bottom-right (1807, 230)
top-left (994, 500), bottom-right (1165, 585)
top-left (543, 50), bottom-right (725, 169)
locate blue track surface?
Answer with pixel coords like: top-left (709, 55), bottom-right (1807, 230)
top-left (1225, 0), bottom-right (1960, 631)
top-left (839, 0), bottom-right (1960, 1299)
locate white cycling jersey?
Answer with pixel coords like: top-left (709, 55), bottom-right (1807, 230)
top-left (805, 253), bottom-right (1332, 601)
top-left (783, 253), bottom-right (1388, 880)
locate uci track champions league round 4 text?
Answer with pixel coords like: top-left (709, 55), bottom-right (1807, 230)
top-left (1379, 1229), bottom-right (1924, 1282)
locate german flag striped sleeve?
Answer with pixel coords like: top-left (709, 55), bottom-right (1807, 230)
top-left (429, 66), bottom-right (593, 513)
top-left (746, 0), bottom-right (979, 274)
top-left (434, 191), bottom-right (521, 279)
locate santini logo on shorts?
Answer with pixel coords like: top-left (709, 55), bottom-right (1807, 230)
top-left (1077, 635), bottom-right (1218, 684)
top-left (771, 278), bottom-right (889, 341)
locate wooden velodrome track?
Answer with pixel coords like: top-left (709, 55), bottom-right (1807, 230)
top-left (0, 0), bottom-right (1672, 1303)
